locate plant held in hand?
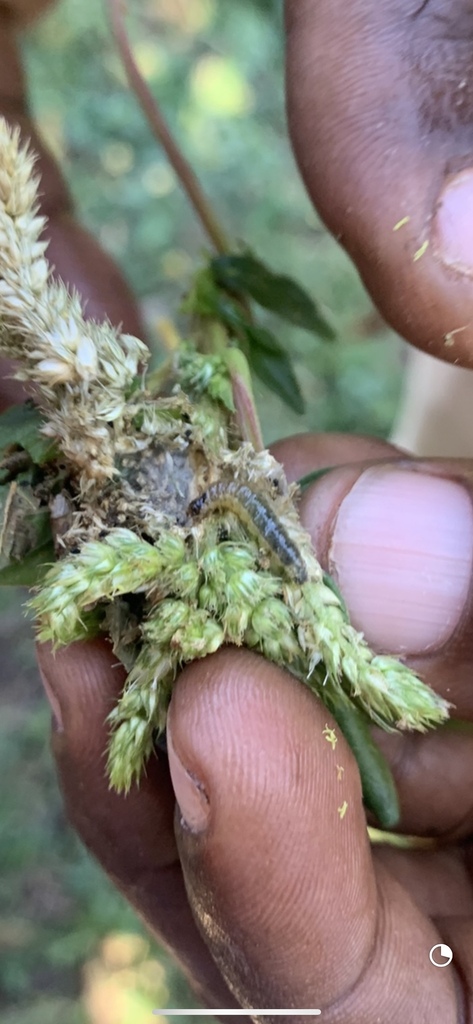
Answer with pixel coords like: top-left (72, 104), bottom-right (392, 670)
top-left (0, 117), bottom-right (450, 830)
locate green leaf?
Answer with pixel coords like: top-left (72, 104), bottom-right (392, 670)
top-left (298, 466), bottom-right (335, 491)
top-left (328, 697), bottom-right (400, 830)
top-left (249, 348), bottom-right (304, 414)
top-left (213, 293), bottom-right (248, 334)
top-left (182, 267), bottom-right (221, 319)
top-left (246, 324), bottom-right (305, 414)
top-left (183, 265), bottom-right (305, 413)
top-left (244, 322), bottom-right (285, 354)
top-left (211, 254), bottom-right (336, 340)
top-left (0, 402), bottom-right (56, 466)
top-left (322, 571), bottom-right (349, 622)
top-left (0, 477), bottom-right (55, 585)
top-left (0, 540), bottom-right (55, 586)
top-left (211, 302), bottom-right (306, 415)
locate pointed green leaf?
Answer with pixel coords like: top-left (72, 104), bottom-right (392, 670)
top-left (182, 262), bottom-right (305, 413)
top-left (0, 402), bottom-right (56, 465)
top-left (244, 322), bottom-right (286, 354)
top-left (0, 540), bottom-right (55, 585)
top-left (322, 571), bottom-right (349, 622)
top-left (245, 323), bottom-right (305, 414)
top-left (327, 696), bottom-right (400, 829)
top-left (212, 254), bottom-right (336, 340)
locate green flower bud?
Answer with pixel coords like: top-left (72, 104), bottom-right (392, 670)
top-left (302, 580), bottom-right (343, 613)
top-left (224, 569), bottom-right (261, 605)
top-left (223, 603), bottom-right (251, 642)
top-left (198, 582), bottom-right (221, 613)
top-left (199, 545), bottom-right (228, 582)
top-left (107, 715), bottom-right (155, 793)
top-left (174, 560), bottom-right (201, 599)
top-left (251, 597), bottom-right (294, 639)
top-left (155, 531), bottom-right (187, 567)
top-left (35, 602), bottom-right (82, 645)
top-left (143, 600), bottom-right (190, 643)
top-left (174, 610), bottom-right (224, 660)
top-left (218, 543), bottom-right (257, 574)
top-left (244, 625), bottom-right (300, 665)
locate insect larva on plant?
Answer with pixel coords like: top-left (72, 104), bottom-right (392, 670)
top-left (189, 481), bottom-right (308, 584)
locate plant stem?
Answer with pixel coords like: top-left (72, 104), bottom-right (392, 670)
top-left (367, 828), bottom-right (439, 850)
top-left (107, 0), bottom-right (230, 255)
top-left (224, 348), bottom-right (264, 451)
top-left (106, 0), bottom-right (265, 451)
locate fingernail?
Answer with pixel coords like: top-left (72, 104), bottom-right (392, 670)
top-left (329, 467), bottom-right (473, 654)
top-left (38, 663), bottom-right (64, 731)
top-left (167, 718), bottom-right (210, 833)
top-left (433, 170), bottom-right (473, 275)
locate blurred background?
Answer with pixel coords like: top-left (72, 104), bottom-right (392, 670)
top-left (0, 0), bottom-right (407, 1021)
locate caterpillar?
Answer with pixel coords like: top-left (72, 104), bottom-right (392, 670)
top-left (188, 481), bottom-right (308, 583)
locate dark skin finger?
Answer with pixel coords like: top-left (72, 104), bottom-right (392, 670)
top-left (4, 0), bottom-right (473, 1007)
top-left (274, 438), bottom-right (473, 838)
top-left (169, 652), bottom-right (470, 1022)
top-left (293, 444), bottom-right (473, 841)
top-left (285, 0), bottom-right (473, 365)
top-left (38, 435), bottom-right (473, 1018)
top-left (37, 639), bottom-right (245, 1015)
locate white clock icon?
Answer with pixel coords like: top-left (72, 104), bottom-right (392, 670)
top-left (429, 944), bottom-right (453, 967)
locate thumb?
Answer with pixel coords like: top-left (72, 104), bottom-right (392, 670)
top-left (286, 0), bottom-right (473, 366)
top-left (166, 650), bottom-right (453, 1018)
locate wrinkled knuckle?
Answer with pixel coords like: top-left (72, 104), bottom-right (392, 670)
top-left (409, 1), bottom-right (473, 133)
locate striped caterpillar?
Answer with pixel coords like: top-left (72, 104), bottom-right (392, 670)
top-left (188, 481), bottom-right (308, 583)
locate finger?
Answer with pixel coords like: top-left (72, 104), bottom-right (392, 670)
top-left (270, 431), bottom-right (399, 484)
top-left (36, 639), bottom-right (245, 1014)
top-left (285, 0), bottom-right (473, 366)
top-left (372, 724), bottom-right (473, 840)
top-left (373, 842), bottom-right (473, 920)
top-left (0, 9), bottom-right (145, 409)
top-left (296, 450), bottom-right (473, 709)
top-left (274, 434), bottom-right (473, 836)
top-left (168, 650), bottom-right (462, 1020)
top-left (3, 1), bottom-right (55, 25)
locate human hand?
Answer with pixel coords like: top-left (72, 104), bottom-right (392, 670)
top-left (37, 433), bottom-right (473, 1021)
top-left (285, 0), bottom-right (473, 366)
top-left (3, 2), bottom-right (472, 1018)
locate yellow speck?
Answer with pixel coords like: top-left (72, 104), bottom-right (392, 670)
top-left (338, 801), bottom-right (348, 820)
top-left (413, 240), bottom-right (429, 262)
top-left (393, 216), bottom-right (410, 231)
top-left (444, 325), bottom-right (467, 347)
top-left (323, 724), bottom-right (337, 750)
top-left (336, 764), bottom-right (344, 781)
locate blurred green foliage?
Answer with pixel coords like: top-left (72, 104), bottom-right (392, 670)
top-left (1, 0), bottom-right (404, 1021)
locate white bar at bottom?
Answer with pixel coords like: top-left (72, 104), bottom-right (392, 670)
top-left (153, 1011), bottom-right (321, 1017)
